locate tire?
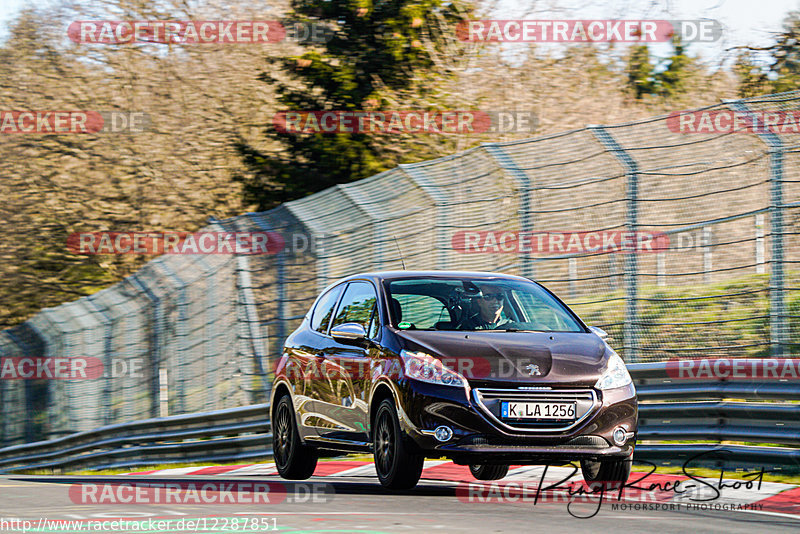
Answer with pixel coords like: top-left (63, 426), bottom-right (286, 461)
top-left (469, 464), bottom-right (509, 481)
top-left (580, 456), bottom-right (632, 488)
top-left (272, 394), bottom-right (318, 480)
top-left (373, 399), bottom-right (424, 490)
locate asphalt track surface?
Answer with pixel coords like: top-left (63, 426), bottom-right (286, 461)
top-left (1, 472), bottom-right (799, 534)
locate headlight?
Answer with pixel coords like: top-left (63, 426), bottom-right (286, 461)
top-left (595, 351), bottom-right (632, 390)
top-left (400, 350), bottom-right (466, 387)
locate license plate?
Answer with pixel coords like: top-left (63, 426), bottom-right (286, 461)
top-left (501, 401), bottom-right (575, 420)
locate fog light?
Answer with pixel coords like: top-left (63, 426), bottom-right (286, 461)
top-left (612, 427), bottom-right (627, 446)
top-left (433, 425), bottom-right (454, 442)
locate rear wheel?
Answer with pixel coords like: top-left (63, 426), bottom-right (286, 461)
top-left (469, 464), bottom-right (509, 481)
top-left (273, 394), bottom-right (318, 480)
top-left (580, 456), bottom-right (631, 487)
top-left (373, 399), bottom-right (424, 490)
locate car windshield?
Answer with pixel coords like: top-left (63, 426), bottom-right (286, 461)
top-left (385, 277), bottom-right (584, 332)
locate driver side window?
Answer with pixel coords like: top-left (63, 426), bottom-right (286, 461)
top-left (331, 282), bottom-right (378, 334)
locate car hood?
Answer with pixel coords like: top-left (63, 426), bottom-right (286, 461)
top-left (395, 330), bottom-right (609, 386)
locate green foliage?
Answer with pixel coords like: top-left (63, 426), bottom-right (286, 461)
top-left (236, 0), bottom-right (468, 209)
top-left (626, 36), bottom-right (694, 100)
top-left (627, 45), bottom-right (655, 99)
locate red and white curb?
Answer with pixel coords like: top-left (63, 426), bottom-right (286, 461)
top-left (125, 460), bottom-right (800, 517)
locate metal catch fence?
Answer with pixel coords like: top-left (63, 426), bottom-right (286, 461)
top-left (2, 91), bottom-right (800, 445)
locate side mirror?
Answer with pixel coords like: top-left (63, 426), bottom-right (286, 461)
top-left (589, 326), bottom-right (609, 341)
top-left (330, 322), bottom-right (367, 344)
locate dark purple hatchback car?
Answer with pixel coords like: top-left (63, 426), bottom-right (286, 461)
top-left (271, 271), bottom-right (637, 489)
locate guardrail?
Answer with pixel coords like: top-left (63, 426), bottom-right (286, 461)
top-left (0, 404), bottom-right (271, 473)
top-left (0, 362), bottom-right (798, 474)
top-left (632, 361), bottom-right (800, 473)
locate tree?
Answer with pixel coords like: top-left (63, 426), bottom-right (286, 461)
top-left (656, 37), bottom-right (693, 98)
top-left (627, 45), bottom-right (655, 99)
top-left (735, 11), bottom-right (800, 97)
top-left (0, 0), bottom-right (285, 327)
top-left (236, 0), bottom-right (468, 209)
top-left (626, 36), bottom-right (694, 100)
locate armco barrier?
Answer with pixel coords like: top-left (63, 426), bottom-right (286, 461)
top-left (632, 361), bottom-right (800, 473)
top-left (0, 363), bottom-right (797, 474)
top-left (0, 404), bottom-right (271, 473)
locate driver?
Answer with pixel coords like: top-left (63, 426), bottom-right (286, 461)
top-left (461, 284), bottom-right (513, 330)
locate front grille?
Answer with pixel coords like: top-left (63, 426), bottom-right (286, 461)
top-left (458, 434), bottom-right (609, 449)
top-left (473, 388), bottom-right (599, 433)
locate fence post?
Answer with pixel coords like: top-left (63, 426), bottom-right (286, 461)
top-left (729, 101), bottom-right (787, 357)
top-left (156, 261), bottom-right (189, 414)
top-left (703, 226), bottom-right (713, 284)
top-left (590, 126), bottom-right (640, 362)
top-left (129, 274), bottom-right (163, 419)
top-left (400, 164), bottom-right (450, 270)
top-left (84, 296), bottom-right (115, 425)
top-left (568, 258), bottom-right (577, 299)
top-left (213, 216), bottom-right (271, 405)
top-left (483, 144), bottom-right (535, 279)
top-left (275, 250), bottom-right (287, 359)
top-left (755, 213), bottom-right (766, 275)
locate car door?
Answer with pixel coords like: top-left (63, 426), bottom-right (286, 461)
top-left (314, 280), bottom-right (378, 442)
top-left (287, 283), bottom-right (343, 439)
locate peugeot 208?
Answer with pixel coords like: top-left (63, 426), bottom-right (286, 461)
top-left (271, 271), bottom-right (637, 489)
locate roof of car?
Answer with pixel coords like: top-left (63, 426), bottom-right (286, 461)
top-left (342, 270), bottom-right (532, 282)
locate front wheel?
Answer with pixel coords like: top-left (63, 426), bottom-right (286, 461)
top-left (469, 464), bottom-right (509, 481)
top-left (272, 394), bottom-right (318, 480)
top-left (373, 399), bottom-right (424, 490)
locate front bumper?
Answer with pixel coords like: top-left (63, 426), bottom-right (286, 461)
top-left (394, 379), bottom-right (637, 465)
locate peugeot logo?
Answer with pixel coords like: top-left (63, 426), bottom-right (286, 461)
top-left (525, 363), bottom-right (542, 376)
